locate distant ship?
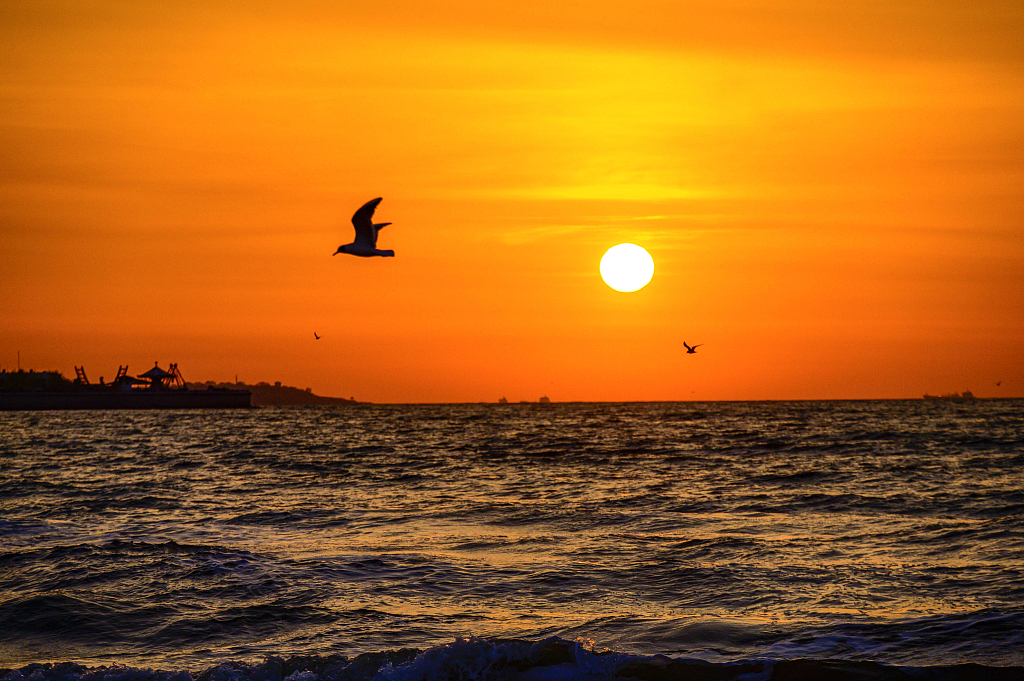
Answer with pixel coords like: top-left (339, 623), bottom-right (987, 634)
top-left (0, 363), bottom-right (251, 411)
top-left (511, 396), bottom-right (553, 405)
top-left (922, 390), bottom-right (975, 400)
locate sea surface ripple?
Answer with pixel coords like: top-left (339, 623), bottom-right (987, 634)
top-left (1, 400), bottom-right (1022, 679)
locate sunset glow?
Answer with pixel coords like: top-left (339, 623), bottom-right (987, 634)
top-left (2, 1), bottom-right (1022, 402)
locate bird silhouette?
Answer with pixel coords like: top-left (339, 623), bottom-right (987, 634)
top-left (683, 342), bottom-right (703, 354)
top-left (334, 197), bottom-right (394, 257)
top-left (314, 332), bottom-right (321, 340)
top-left (996, 381), bottom-right (1002, 386)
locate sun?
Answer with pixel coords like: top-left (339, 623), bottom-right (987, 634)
top-left (600, 243), bottom-right (655, 292)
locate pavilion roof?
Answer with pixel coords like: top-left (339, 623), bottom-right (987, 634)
top-left (139, 364), bottom-right (173, 379)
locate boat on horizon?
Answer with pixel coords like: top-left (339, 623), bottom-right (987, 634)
top-left (922, 390), bottom-right (975, 400)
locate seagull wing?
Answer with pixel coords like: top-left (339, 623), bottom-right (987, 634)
top-left (692, 344), bottom-right (704, 349)
top-left (351, 197), bottom-right (383, 248)
top-left (683, 342), bottom-right (693, 351)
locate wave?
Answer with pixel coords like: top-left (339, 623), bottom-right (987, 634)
top-left (2, 638), bottom-right (1022, 681)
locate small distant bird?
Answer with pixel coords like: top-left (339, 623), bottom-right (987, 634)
top-left (314, 332), bottom-right (321, 340)
top-left (334, 197), bottom-right (394, 257)
top-left (996, 381), bottom-right (1002, 386)
top-left (684, 342), bottom-right (703, 354)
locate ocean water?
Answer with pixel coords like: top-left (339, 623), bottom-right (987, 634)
top-left (1, 400), bottom-right (1022, 681)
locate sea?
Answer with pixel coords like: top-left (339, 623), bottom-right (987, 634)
top-left (1, 400), bottom-right (1023, 681)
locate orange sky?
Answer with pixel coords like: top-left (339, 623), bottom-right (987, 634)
top-left (2, 0), bottom-right (1022, 402)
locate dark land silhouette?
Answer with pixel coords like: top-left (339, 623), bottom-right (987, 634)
top-left (188, 380), bottom-right (357, 406)
top-left (0, 368), bottom-right (355, 408)
top-left (0, 366), bottom-right (250, 410)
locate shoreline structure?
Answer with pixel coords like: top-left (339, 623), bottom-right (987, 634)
top-left (0, 364), bottom-right (357, 410)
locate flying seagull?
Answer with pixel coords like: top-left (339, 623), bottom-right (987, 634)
top-left (683, 342), bottom-right (703, 354)
top-left (334, 197), bottom-right (394, 257)
top-left (314, 332), bottom-right (321, 340)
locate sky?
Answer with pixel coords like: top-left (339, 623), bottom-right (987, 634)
top-left (1, 0), bottom-right (1022, 403)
